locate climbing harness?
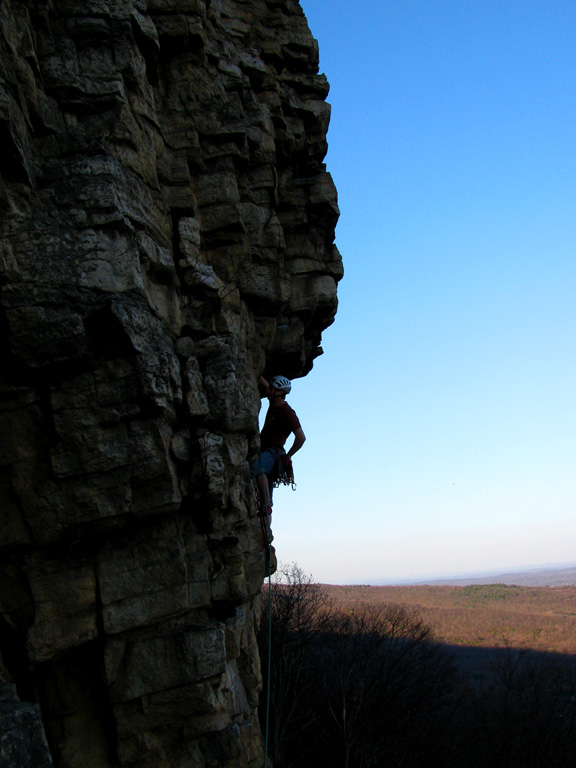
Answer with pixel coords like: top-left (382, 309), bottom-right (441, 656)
top-left (271, 450), bottom-right (296, 491)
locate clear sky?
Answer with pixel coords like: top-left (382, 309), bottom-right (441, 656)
top-left (268, 0), bottom-right (576, 584)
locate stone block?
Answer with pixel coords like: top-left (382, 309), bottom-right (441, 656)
top-left (308, 171), bottom-right (340, 214)
top-left (157, 147), bottom-right (191, 186)
top-left (240, 203), bottom-right (285, 248)
top-left (0, 563), bottom-right (34, 632)
top-left (98, 526), bottom-right (200, 633)
top-left (130, 10), bottom-right (160, 54)
top-left (0, 473), bottom-right (29, 546)
top-left (198, 433), bottom-right (226, 502)
top-left (102, 587), bottom-right (190, 635)
top-left (160, 183), bottom-right (197, 210)
top-left (197, 172), bottom-right (240, 207)
top-left (269, 317), bottom-right (306, 366)
top-left (239, 263), bottom-right (291, 315)
top-left (0, 86), bottom-right (35, 185)
top-left (0, 688), bottom-right (53, 768)
top-left (201, 203), bottom-right (243, 234)
top-left (154, 13), bottom-right (190, 46)
top-left (288, 274), bottom-right (337, 314)
top-left (188, 579), bottom-right (212, 609)
top-left (25, 558), bottom-right (97, 663)
top-left (106, 625), bottom-right (226, 702)
top-left (184, 358), bottom-right (210, 418)
top-left (113, 680), bottom-right (216, 763)
top-left (210, 554), bottom-right (248, 602)
top-left (6, 306), bottom-right (88, 367)
top-left (181, 261), bottom-right (222, 293)
top-left (147, 0), bottom-right (205, 13)
top-left (0, 405), bottom-right (43, 546)
top-left (170, 430), bottom-right (190, 462)
top-left (178, 216), bottom-right (201, 248)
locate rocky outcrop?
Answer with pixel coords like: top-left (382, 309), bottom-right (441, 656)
top-left (0, 0), bottom-right (340, 766)
top-left (0, 668), bottom-right (53, 768)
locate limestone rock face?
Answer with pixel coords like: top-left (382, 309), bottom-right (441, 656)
top-left (0, 0), bottom-right (341, 766)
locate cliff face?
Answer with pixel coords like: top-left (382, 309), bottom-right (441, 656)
top-left (0, 1), bottom-right (341, 766)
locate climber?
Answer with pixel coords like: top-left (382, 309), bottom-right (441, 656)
top-left (251, 374), bottom-right (306, 515)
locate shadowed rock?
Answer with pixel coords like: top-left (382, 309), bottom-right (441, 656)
top-left (0, 0), bottom-right (340, 765)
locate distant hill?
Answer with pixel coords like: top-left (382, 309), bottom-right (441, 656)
top-left (412, 565), bottom-right (576, 587)
top-left (323, 581), bottom-right (576, 653)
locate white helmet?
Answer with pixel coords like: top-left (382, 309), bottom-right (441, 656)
top-left (270, 375), bottom-right (291, 394)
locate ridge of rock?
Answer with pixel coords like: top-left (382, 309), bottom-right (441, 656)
top-left (0, 1), bottom-right (341, 765)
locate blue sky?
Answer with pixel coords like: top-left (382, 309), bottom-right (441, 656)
top-left (267, 0), bottom-right (576, 584)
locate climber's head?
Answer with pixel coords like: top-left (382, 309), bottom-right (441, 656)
top-left (269, 375), bottom-right (291, 397)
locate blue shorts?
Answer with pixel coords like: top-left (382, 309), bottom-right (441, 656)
top-left (250, 448), bottom-right (280, 504)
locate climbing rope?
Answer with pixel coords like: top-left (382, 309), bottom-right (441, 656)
top-left (253, 448), bottom-right (296, 766)
top-left (256, 494), bottom-right (271, 565)
top-left (253, 448), bottom-right (274, 767)
top-left (254, 451), bottom-right (272, 768)
top-left (263, 543), bottom-right (272, 768)
top-left (254, 450), bottom-right (272, 565)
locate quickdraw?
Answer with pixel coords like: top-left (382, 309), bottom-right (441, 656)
top-left (271, 450), bottom-right (296, 491)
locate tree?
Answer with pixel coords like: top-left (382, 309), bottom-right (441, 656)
top-left (313, 604), bottom-right (460, 768)
top-left (258, 562), bottom-right (333, 768)
top-left (467, 648), bottom-right (576, 768)
top-left (258, 566), bottom-right (461, 768)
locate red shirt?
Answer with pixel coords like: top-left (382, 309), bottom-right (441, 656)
top-left (260, 401), bottom-right (301, 450)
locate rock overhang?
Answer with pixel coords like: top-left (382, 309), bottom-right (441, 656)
top-left (0, 0), bottom-right (341, 765)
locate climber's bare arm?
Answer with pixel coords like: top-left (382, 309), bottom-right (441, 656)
top-left (258, 375), bottom-right (270, 396)
top-left (287, 428), bottom-right (306, 459)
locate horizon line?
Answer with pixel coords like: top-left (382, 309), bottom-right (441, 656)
top-left (324, 560), bottom-right (576, 587)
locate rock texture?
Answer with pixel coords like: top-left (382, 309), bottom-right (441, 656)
top-left (0, 669), bottom-right (53, 768)
top-left (0, 0), bottom-right (341, 766)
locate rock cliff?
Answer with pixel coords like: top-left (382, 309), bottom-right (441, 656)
top-left (0, 0), bottom-right (341, 766)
